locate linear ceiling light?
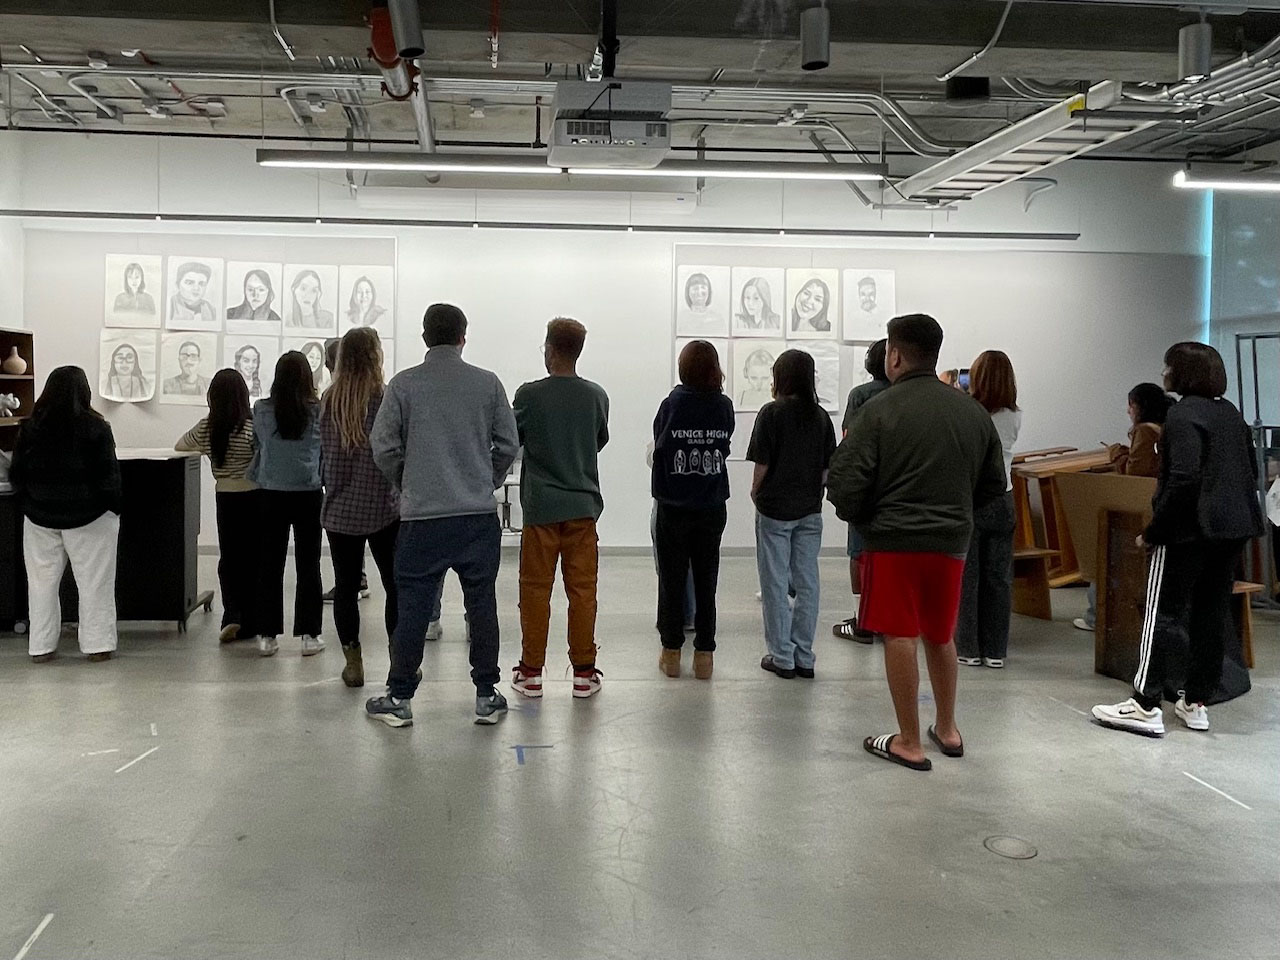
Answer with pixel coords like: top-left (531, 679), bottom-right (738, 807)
top-left (1172, 169), bottom-right (1280, 192)
top-left (257, 150), bottom-right (886, 182)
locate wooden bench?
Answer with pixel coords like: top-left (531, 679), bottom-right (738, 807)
top-left (1234, 580), bottom-right (1263, 669)
top-left (1012, 446), bottom-right (1078, 465)
top-left (1013, 546), bottom-right (1058, 620)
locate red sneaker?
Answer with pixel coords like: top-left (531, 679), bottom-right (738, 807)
top-left (512, 662), bottom-right (543, 698)
top-left (572, 666), bottom-right (603, 699)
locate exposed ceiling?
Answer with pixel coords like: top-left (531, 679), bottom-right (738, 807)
top-left (4, 1), bottom-right (1280, 189)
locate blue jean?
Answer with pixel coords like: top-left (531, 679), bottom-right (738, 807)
top-left (388, 513), bottom-right (502, 699)
top-left (755, 511), bottom-right (823, 670)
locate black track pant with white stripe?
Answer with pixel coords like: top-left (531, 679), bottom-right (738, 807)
top-left (1133, 539), bottom-right (1244, 710)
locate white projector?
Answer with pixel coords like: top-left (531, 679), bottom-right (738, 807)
top-left (548, 80), bottom-right (672, 169)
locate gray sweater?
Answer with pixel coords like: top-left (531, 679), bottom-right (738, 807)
top-left (371, 345), bottom-right (519, 521)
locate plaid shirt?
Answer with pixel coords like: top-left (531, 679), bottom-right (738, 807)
top-left (320, 395), bottom-right (400, 535)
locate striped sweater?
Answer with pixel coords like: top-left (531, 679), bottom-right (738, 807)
top-left (175, 418), bottom-right (257, 493)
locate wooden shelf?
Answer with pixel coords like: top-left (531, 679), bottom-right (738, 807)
top-left (0, 416), bottom-right (28, 427)
top-left (0, 374), bottom-right (34, 381)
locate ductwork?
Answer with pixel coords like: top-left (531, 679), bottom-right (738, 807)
top-left (369, 3), bottom-right (413, 100)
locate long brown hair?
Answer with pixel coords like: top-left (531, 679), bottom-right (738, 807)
top-left (207, 368), bottom-right (251, 468)
top-left (322, 327), bottom-right (384, 450)
top-left (677, 340), bottom-right (724, 392)
top-left (271, 351), bottom-right (317, 440)
top-left (970, 350), bottom-right (1018, 413)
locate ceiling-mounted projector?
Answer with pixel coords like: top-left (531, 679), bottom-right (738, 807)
top-left (548, 80), bottom-right (672, 169)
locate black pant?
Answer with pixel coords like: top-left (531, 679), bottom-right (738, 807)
top-left (1134, 539), bottom-right (1244, 709)
top-left (258, 489), bottom-right (324, 638)
top-left (215, 489), bottom-right (261, 635)
top-left (389, 514), bottom-right (502, 699)
top-left (955, 492), bottom-right (1015, 660)
top-left (326, 521), bottom-right (398, 649)
top-left (654, 502), bottom-right (727, 652)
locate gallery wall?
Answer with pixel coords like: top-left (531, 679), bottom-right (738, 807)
top-left (4, 131), bottom-right (1207, 550)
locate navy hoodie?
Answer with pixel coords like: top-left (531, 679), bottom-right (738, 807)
top-left (651, 385), bottom-right (735, 509)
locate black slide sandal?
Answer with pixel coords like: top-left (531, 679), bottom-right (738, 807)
top-left (863, 734), bottom-right (932, 771)
top-left (928, 725), bottom-right (964, 758)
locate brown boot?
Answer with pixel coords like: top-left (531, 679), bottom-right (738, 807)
top-left (659, 647), bottom-right (681, 678)
top-left (693, 651), bottom-right (713, 680)
top-left (341, 644), bottom-right (365, 688)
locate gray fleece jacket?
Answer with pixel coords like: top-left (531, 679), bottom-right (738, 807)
top-left (371, 345), bottom-right (519, 521)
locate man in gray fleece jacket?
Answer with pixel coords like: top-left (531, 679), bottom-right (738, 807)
top-left (366, 303), bottom-right (519, 728)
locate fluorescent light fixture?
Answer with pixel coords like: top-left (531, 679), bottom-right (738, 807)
top-left (257, 150), bottom-right (562, 176)
top-left (567, 159), bottom-right (885, 181)
top-left (1173, 169), bottom-right (1280, 192)
top-left (256, 149), bottom-right (886, 183)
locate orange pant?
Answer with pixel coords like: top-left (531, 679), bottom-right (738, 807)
top-left (519, 518), bottom-right (599, 669)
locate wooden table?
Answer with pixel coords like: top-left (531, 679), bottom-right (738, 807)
top-left (1012, 446), bottom-right (1078, 465)
top-left (1012, 449), bottom-right (1114, 587)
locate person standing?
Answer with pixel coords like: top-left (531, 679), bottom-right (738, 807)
top-left (366, 303), bottom-right (519, 727)
top-left (175, 369), bottom-right (259, 645)
top-left (652, 340), bottom-right (735, 680)
top-left (748, 349), bottom-right (836, 681)
top-left (1092, 343), bottom-right (1264, 736)
top-left (828, 314), bottom-right (1006, 771)
top-left (10, 367), bottom-right (122, 663)
top-left (320, 336), bottom-right (369, 606)
top-left (832, 338), bottom-right (890, 643)
top-left (510, 318), bottom-right (609, 699)
top-left (320, 328), bottom-right (400, 688)
top-left (954, 350), bottom-right (1021, 669)
top-left (247, 352), bottom-right (324, 658)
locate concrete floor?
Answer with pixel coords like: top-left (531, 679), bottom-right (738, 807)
top-left (1, 554), bottom-right (1277, 960)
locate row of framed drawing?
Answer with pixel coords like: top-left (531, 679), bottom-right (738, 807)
top-left (104, 254), bottom-right (396, 340)
top-left (678, 338), bottom-right (858, 414)
top-left (98, 329), bottom-right (399, 406)
top-left (674, 265), bottom-right (895, 343)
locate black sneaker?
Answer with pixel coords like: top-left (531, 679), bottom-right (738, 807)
top-left (832, 618), bottom-right (875, 644)
top-left (365, 694), bottom-right (413, 727)
top-left (474, 690), bottom-right (508, 725)
top-left (760, 655), bottom-right (796, 679)
top-left (794, 663), bottom-right (815, 679)
top-left (322, 586), bottom-right (336, 604)
top-left (323, 577), bottom-right (370, 604)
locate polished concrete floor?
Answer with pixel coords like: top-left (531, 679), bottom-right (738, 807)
top-left (1, 554), bottom-right (1277, 960)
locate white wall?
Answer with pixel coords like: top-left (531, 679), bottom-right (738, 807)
top-left (6, 131), bottom-right (1209, 548)
top-left (0, 135), bottom-right (24, 327)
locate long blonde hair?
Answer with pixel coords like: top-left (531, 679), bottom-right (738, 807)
top-left (322, 327), bottom-right (384, 449)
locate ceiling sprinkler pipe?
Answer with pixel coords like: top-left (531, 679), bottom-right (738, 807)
top-left (269, 0), bottom-right (296, 61)
top-left (801, 6), bottom-right (830, 71)
top-left (369, 4), bottom-right (413, 100)
top-left (388, 0), bottom-right (426, 60)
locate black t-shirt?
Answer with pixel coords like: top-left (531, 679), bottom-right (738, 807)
top-left (746, 398), bottom-right (837, 521)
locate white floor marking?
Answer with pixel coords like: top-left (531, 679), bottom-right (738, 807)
top-left (114, 746), bottom-right (159, 775)
top-left (303, 677), bottom-right (340, 687)
top-left (1182, 771), bottom-right (1252, 811)
top-left (150, 723), bottom-right (157, 737)
top-left (12, 913), bottom-right (53, 960)
top-left (81, 749), bottom-right (120, 757)
top-left (1047, 696), bottom-right (1089, 717)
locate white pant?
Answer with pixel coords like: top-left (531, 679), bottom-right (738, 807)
top-left (24, 513), bottom-right (120, 656)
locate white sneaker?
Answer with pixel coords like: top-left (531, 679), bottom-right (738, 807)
top-left (957, 656), bottom-right (982, 666)
top-left (1092, 697), bottom-right (1165, 737)
top-left (1175, 697), bottom-right (1209, 731)
top-left (983, 657), bottom-right (1005, 669)
top-left (300, 635), bottom-right (325, 656)
top-left (754, 590), bottom-right (762, 602)
top-left (1072, 618), bottom-right (1094, 632)
top-left (425, 620), bottom-right (443, 641)
top-left (258, 636), bottom-right (279, 657)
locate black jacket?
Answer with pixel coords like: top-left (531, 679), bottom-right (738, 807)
top-left (10, 415), bottom-right (122, 529)
top-left (1145, 396), bottom-right (1264, 545)
top-left (826, 370), bottom-right (1007, 555)
top-left (651, 385), bottom-right (734, 510)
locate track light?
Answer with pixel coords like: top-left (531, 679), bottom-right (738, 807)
top-left (387, 0), bottom-right (425, 60)
top-left (1179, 21), bottom-right (1213, 83)
top-left (800, 5), bottom-right (830, 72)
top-left (1173, 168), bottom-right (1280, 192)
top-left (256, 150), bottom-right (888, 183)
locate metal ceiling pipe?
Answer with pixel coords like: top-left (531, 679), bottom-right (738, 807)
top-left (800, 6), bottom-right (831, 72)
top-left (937, 0), bottom-right (1015, 82)
top-left (12, 73), bottom-right (80, 125)
top-left (599, 0), bottom-right (619, 79)
top-left (269, 0), bottom-right (296, 61)
top-left (369, 2), bottom-right (413, 100)
top-left (388, 0), bottom-right (426, 59)
top-left (1178, 21), bottom-right (1213, 83)
top-left (66, 75), bottom-right (122, 121)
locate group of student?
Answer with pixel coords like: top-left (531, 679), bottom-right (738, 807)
top-left (7, 304), bottom-right (1263, 755)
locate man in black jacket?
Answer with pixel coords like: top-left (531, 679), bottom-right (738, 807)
top-left (827, 314), bottom-right (1007, 771)
top-left (1092, 342), bottom-right (1264, 737)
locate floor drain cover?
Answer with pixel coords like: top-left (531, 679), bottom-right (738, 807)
top-left (984, 836), bottom-right (1038, 860)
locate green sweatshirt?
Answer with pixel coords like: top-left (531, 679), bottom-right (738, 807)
top-left (826, 370), bottom-right (1007, 555)
top-left (513, 374), bottom-right (610, 527)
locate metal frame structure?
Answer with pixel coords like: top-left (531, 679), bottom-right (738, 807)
top-left (1235, 331), bottom-right (1280, 607)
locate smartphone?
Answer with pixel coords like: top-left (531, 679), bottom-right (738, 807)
top-left (958, 368), bottom-right (971, 393)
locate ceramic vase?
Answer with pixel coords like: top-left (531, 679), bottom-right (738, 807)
top-left (1, 347), bottom-right (26, 375)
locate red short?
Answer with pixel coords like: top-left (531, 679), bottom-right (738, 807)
top-left (858, 551), bottom-right (966, 645)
